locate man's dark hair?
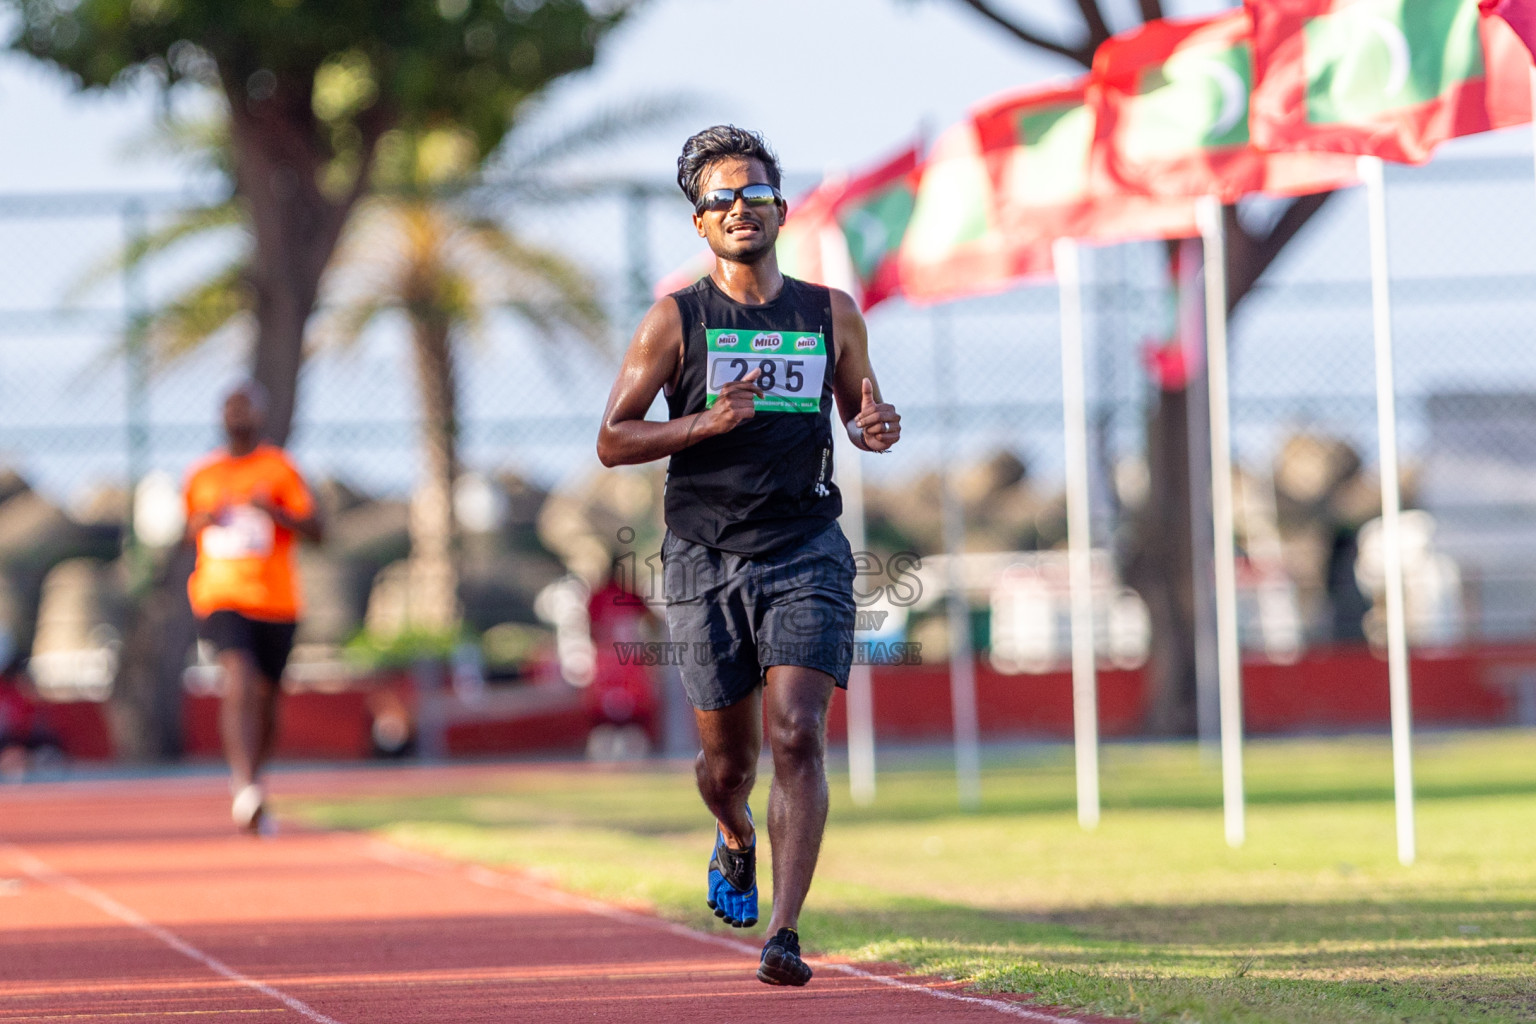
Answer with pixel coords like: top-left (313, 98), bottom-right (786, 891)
top-left (676, 125), bottom-right (783, 207)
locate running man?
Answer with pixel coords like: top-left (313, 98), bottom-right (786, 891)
top-left (184, 381), bottom-right (321, 833)
top-left (597, 126), bottom-right (901, 986)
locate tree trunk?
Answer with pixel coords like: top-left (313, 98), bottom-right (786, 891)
top-left (107, 544), bottom-right (196, 761)
top-left (1125, 239), bottom-right (1207, 737)
top-left (221, 73), bottom-right (386, 444)
top-left (406, 316), bottom-right (461, 631)
top-left (1126, 384), bottom-right (1199, 735)
top-left (104, 77), bottom-right (392, 760)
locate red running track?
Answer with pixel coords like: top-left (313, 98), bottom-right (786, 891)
top-left (0, 767), bottom-right (1126, 1024)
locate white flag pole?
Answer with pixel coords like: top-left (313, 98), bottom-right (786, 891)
top-left (1197, 195), bottom-right (1246, 849)
top-left (837, 427), bottom-right (877, 806)
top-left (1054, 237), bottom-right (1101, 830)
top-left (1359, 154), bottom-right (1416, 867)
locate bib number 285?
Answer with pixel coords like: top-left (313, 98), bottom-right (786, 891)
top-left (711, 357), bottom-right (805, 394)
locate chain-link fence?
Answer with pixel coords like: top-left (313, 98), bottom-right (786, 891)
top-left (3, 154), bottom-right (1536, 742)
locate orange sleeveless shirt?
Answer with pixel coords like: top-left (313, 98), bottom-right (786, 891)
top-left (184, 445), bottom-right (314, 622)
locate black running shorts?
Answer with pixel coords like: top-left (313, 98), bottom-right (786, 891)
top-left (198, 610), bottom-right (297, 684)
top-left (662, 521), bottom-right (857, 711)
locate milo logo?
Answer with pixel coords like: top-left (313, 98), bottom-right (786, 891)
top-left (715, 332), bottom-right (740, 348)
top-left (751, 332), bottom-right (782, 352)
top-left (795, 336), bottom-right (818, 351)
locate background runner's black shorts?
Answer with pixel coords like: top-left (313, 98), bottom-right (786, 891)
top-left (198, 610), bottom-right (297, 684)
top-left (662, 521), bottom-right (857, 711)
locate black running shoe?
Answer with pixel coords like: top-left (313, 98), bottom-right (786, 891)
top-left (757, 927), bottom-right (813, 986)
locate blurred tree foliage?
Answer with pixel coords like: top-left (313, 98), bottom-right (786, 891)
top-left (5, 0), bottom-right (633, 442)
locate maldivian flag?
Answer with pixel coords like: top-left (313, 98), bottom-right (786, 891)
top-left (772, 186), bottom-right (857, 296)
top-left (777, 145), bottom-right (919, 310)
top-left (972, 79), bottom-right (1200, 246)
top-left (1091, 9), bottom-right (1359, 201)
top-left (1481, 0), bottom-right (1536, 63)
top-left (826, 146), bottom-right (919, 308)
top-left (896, 118), bottom-right (1053, 304)
top-left (1249, 0), bottom-right (1533, 165)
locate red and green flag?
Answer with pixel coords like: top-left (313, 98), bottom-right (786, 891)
top-left (971, 79), bottom-right (1200, 246)
top-left (779, 145), bottom-right (920, 310)
top-left (1091, 9), bottom-right (1359, 201)
top-left (1481, 0), bottom-right (1536, 63)
top-left (1249, 0), bottom-right (1533, 164)
top-left (895, 117), bottom-right (1054, 304)
top-left (766, 186), bottom-right (853, 296)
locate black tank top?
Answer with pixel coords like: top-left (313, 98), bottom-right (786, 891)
top-left (664, 275), bottom-right (841, 557)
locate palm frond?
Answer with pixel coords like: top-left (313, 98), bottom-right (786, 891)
top-left (461, 220), bottom-right (607, 347)
top-left (323, 199), bottom-right (417, 300)
top-left (499, 296), bottom-right (562, 342)
top-left (120, 110), bottom-right (235, 180)
top-left (311, 297), bottom-right (397, 352)
top-left (142, 262), bottom-right (251, 364)
top-left (67, 202), bottom-right (245, 305)
top-left (504, 297), bottom-right (592, 397)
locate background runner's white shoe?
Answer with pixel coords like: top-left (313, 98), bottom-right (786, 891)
top-left (231, 783), bottom-right (265, 831)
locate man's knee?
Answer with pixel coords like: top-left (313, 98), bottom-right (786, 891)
top-left (697, 748), bottom-right (755, 795)
top-left (770, 707), bottom-right (826, 766)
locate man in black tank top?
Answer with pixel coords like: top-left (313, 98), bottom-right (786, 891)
top-left (598, 126), bottom-right (901, 987)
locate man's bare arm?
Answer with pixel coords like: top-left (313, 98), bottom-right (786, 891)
top-left (829, 289), bottom-right (901, 453)
top-left (597, 297), bottom-right (763, 467)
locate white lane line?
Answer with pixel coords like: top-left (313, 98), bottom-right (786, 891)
top-left (361, 839), bottom-right (1092, 1024)
top-left (1, 842), bottom-right (347, 1024)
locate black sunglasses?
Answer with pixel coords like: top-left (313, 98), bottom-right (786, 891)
top-left (694, 183), bottom-right (782, 214)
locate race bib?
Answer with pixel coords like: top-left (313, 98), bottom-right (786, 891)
top-left (202, 504), bottom-right (275, 560)
top-left (705, 329), bottom-right (826, 413)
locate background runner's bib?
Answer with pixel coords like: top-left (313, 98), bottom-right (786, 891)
top-left (184, 444), bottom-right (315, 621)
top-left (666, 275), bottom-right (841, 557)
top-left (201, 504), bottom-right (276, 560)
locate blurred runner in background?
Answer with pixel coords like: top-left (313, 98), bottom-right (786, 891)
top-left (184, 381), bottom-right (321, 833)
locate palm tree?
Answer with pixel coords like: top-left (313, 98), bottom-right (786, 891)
top-left (315, 128), bottom-right (605, 630)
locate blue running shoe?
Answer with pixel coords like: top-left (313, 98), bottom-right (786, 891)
top-left (706, 808), bottom-right (757, 928)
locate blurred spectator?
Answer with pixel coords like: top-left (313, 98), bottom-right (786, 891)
top-left (582, 573), bottom-right (659, 759)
